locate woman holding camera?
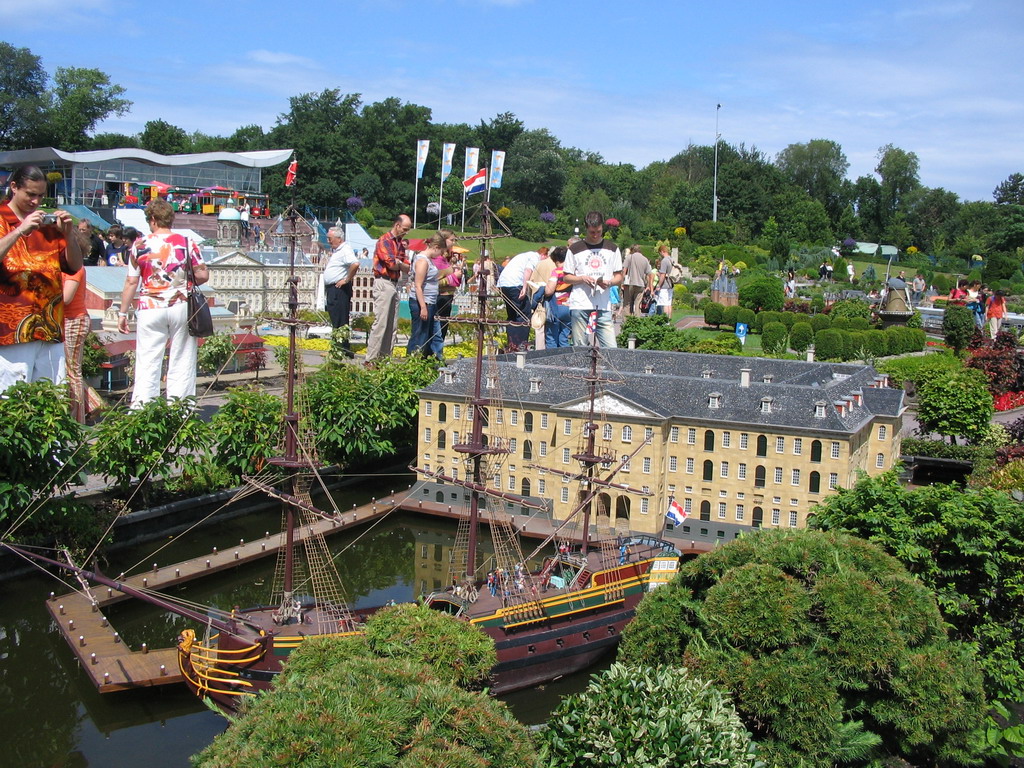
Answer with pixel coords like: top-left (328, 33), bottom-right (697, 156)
top-left (0, 165), bottom-right (83, 393)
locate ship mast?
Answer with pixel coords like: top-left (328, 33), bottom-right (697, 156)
top-left (571, 339), bottom-right (609, 554)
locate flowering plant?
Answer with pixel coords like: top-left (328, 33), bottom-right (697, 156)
top-left (674, 227), bottom-right (687, 237)
top-left (346, 196), bottom-right (364, 211)
top-left (540, 211), bottom-right (555, 223)
top-left (605, 218), bottom-right (620, 228)
top-left (994, 391), bottom-right (1024, 411)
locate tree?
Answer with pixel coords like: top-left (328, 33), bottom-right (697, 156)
top-left (475, 111), bottom-right (524, 155)
top-left (502, 128), bottom-right (566, 212)
top-left (738, 275), bottom-right (784, 312)
top-left (942, 304), bottom-right (977, 355)
top-left (776, 139), bottom-right (850, 225)
top-left (0, 42), bottom-right (49, 149)
top-left (193, 607), bottom-right (533, 768)
top-left (993, 172), bottom-right (1024, 206)
top-left (811, 471), bottom-right (1024, 702)
top-left (209, 386), bottom-right (282, 483)
top-left (139, 119), bottom-right (191, 155)
top-left (915, 366), bottom-right (993, 443)
top-left (761, 321), bottom-right (788, 354)
top-left (43, 66), bottom-right (131, 150)
top-left (875, 144), bottom-right (921, 225)
top-left (542, 664), bottom-right (760, 768)
top-left (619, 529), bottom-right (988, 768)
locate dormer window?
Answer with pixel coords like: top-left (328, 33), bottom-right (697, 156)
top-left (814, 401), bottom-right (826, 418)
top-left (486, 375), bottom-right (496, 389)
top-left (443, 369), bottom-right (456, 384)
top-left (701, 369), bottom-right (712, 379)
top-left (760, 397), bottom-right (773, 414)
top-left (708, 392), bottom-right (722, 409)
top-left (529, 377), bottom-right (541, 393)
top-left (763, 374), bottom-right (773, 384)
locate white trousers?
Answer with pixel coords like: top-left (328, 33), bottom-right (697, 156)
top-left (131, 302), bottom-right (197, 407)
top-left (0, 340), bottom-right (65, 395)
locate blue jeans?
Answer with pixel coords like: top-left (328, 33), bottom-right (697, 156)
top-left (546, 301), bottom-right (571, 347)
top-left (500, 286), bottom-right (532, 348)
top-left (570, 309), bottom-right (617, 348)
top-left (407, 296), bottom-right (439, 358)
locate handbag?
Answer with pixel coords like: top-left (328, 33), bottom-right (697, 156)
top-left (183, 252), bottom-right (214, 337)
top-left (530, 301), bottom-right (547, 330)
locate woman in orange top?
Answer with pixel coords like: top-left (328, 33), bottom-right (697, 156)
top-left (987, 289), bottom-right (1007, 339)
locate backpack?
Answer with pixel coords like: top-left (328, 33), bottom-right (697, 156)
top-left (668, 260), bottom-right (684, 283)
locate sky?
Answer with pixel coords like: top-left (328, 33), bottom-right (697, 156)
top-left (4, 0), bottom-right (1022, 203)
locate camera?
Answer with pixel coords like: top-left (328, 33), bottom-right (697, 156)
top-left (41, 214), bottom-right (58, 227)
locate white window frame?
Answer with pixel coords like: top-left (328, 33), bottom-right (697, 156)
top-left (831, 442), bottom-right (841, 459)
top-left (686, 457), bottom-right (694, 474)
top-left (720, 461), bottom-right (729, 478)
top-left (774, 467), bottom-right (783, 484)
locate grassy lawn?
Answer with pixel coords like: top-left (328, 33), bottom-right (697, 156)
top-left (690, 326), bottom-right (765, 355)
top-left (405, 227), bottom-right (564, 263)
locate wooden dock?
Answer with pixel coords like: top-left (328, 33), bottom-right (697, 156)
top-left (47, 487), bottom-right (712, 694)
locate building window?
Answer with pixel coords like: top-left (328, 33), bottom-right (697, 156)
top-left (424, 428), bottom-right (432, 443)
top-left (756, 435), bottom-right (767, 457)
top-left (831, 442), bottom-right (840, 459)
top-left (829, 472), bottom-right (839, 490)
top-left (815, 402), bottom-right (826, 418)
top-left (644, 427), bottom-right (653, 441)
top-left (603, 423), bottom-right (612, 441)
top-left (789, 511), bottom-right (798, 527)
top-left (622, 426), bottom-right (633, 443)
top-left (809, 471), bottom-right (820, 493)
top-left (772, 509), bottom-right (781, 526)
top-left (704, 430), bottom-right (715, 451)
top-left (524, 412), bottom-right (534, 432)
top-left (722, 431), bottom-right (731, 448)
top-left (709, 393), bottom-right (721, 409)
top-left (539, 441), bottom-right (548, 457)
top-left (791, 468), bottom-right (801, 485)
top-left (811, 440), bottom-right (822, 463)
top-left (508, 437), bottom-right (517, 453)
top-left (738, 463), bottom-right (747, 480)
top-left (774, 467), bottom-right (783, 484)
top-left (669, 456), bottom-right (678, 472)
top-left (670, 426), bottom-right (679, 443)
top-left (736, 504), bottom-right (745, 521)
top-left (876, 452), bottom-right (885, 468)
top-left (560, 488), bottom-right (569, 503)
top-left (700, 501), bottom-right (711, 521)
top-left (740, 432), bottom-right (749, 450)
top-left (641, 498), bottom-right (649, 514)
top-left (775, 437), bottom-right (784, 453)
top-left (760, 398), bottom-right (773, 414)
top-left (752, 507), bottom-right (763, 528)
top-left (521, 478), bottom-right (531, 496)
top-left (720, 461), bottom-right (729, 478)
top-left (523, 440), bottom-right (533, 460)
top-left (495, 409), bottom-right (503, 424)
top-left (425, 402), bottom-right (433, 417)
top-left (684, 498), bottom-right (692, 515)
top-left (541, 413), bottom-right (549, 429)
top-left (687, 428), bottom-right (696, 445)
top-left (508, 476), bottom-right (516, 491)
top-left (686, 458), bottom-right (694, 474)
top-left (437, 430), bottom-right (446, 450)
top-left (793, 438), bottom-right (802, 455)
top-left (642, 457), bottom-right (652, 473)
top-left (878, 424), bottom-right (887, 441)
top-left (562, 448), bottom-right (571, 464)
top-left (453, 405), bottom-right (461, 420)
top-left (703, 460), bottom-right (714, 481)
top-left (563, 419), bottom-right (571, 436)
top-left (493, 475), bottom-right (501, 488)
top-left (755, 466), bottom-right (766, 488)
top-left (538, 479), bottom-right (546, 494)
top-left (718, 502), bottom-right (727, 519)
top-left (622, 457), bottom-right (631, 472)
top-left (510, 410), bottom-right (519, 426)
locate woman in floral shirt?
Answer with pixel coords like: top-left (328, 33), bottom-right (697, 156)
top-left (117, 199), bottom-right (209, 407)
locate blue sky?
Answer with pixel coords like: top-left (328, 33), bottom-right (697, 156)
top-left (5, 0), bottom-right (1022, 202)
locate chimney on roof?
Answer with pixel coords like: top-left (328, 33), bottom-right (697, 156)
top-left (627, 335), bottom-right (637, 350)
top-left (645, 364), bottom-right (654, 375)
top-left (740, 368), bottom-right (751, 387)
top-left (806, 346), bottom-right (815, 362)
top-left (516, 351), bottom-right (527, 369)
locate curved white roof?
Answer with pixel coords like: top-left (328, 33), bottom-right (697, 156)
top-left (0, 146), bottom-right (293, 169)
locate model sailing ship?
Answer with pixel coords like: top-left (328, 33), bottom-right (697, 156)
top-left (3, 203), bottom-right (680, 713)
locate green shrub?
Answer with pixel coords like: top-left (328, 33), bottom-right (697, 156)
top-left (810, 313), bottom-right (832, 332)
top-left (832, 316), bottom-right (851, 331)
top-left (829, 298), bottom-right (873, 320)
top-left (196, 332), bottom-right (236, 375)
top-left (736, 307), bottom-right (756, 328)
top-left (877, 350), bottom-right (961, 387)
top-left (541, 664), bottom-right (760, 768)
top-left (790, 322), bottom-right (814, 353)
top-left (814, 328), bottom-right (846, 361)
top-left (864, 329), bottom-right (889, 358)
top-left (210, 386), bottom-right (283, 483)
top-left (722, 304), bottom-right (739, 328)
top-left (762, 321), bottom-right (789, 355)
top-left (703, 301), bottom-right (725, 328)
top-left (847, 330), bottom-right (867, 360)
top-left (619, 529), bottom-right (988, 768)
top-left (943, 305), bottom-right (977, 355)
top-left (849, 317), bottom-right (871, 331)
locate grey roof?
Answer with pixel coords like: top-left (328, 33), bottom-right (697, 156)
top-left (84, 265), bottom-right (214, 296)
top-left (0, 146), bottom-right (293, 169)
top-left (421, 347), bottom-right (903, 436)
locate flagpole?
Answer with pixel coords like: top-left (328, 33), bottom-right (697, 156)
top-left (461, 185), bottom-right (466, 233)
top-left (413, 170), bottom-right (419, 230)
top-left (437, 181), bottom-right (443, 231)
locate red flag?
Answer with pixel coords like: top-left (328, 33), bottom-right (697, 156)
top-left (284, 160), bottom-right (298, 187)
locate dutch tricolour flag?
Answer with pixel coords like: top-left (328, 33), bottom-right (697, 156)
top-left (463, 167), bottom-right (487, 196)
top-left (666, 498), bottom-right (687, 525)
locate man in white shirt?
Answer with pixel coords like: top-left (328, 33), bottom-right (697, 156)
top-left (322, 225), bottom-right (359, 356)
top-left (496, 249), bottom-right (542, 350)
top-left (562, 211), bottom-right (623, 348)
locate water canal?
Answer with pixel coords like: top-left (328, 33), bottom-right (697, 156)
top-left (0, 479), bottom-right (598, 767)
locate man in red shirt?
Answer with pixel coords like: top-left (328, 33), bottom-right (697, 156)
top-left (365, 214), bottom-right (411, 363)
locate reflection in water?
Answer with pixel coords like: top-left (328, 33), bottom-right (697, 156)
top-left (0, 484), bottom-right (595, 766)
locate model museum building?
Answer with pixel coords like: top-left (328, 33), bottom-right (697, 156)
top-left (415, 347), bottom-right (905, 546)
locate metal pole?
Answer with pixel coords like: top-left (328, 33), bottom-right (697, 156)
top-left (712, 103), bottom-right (721, 222)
